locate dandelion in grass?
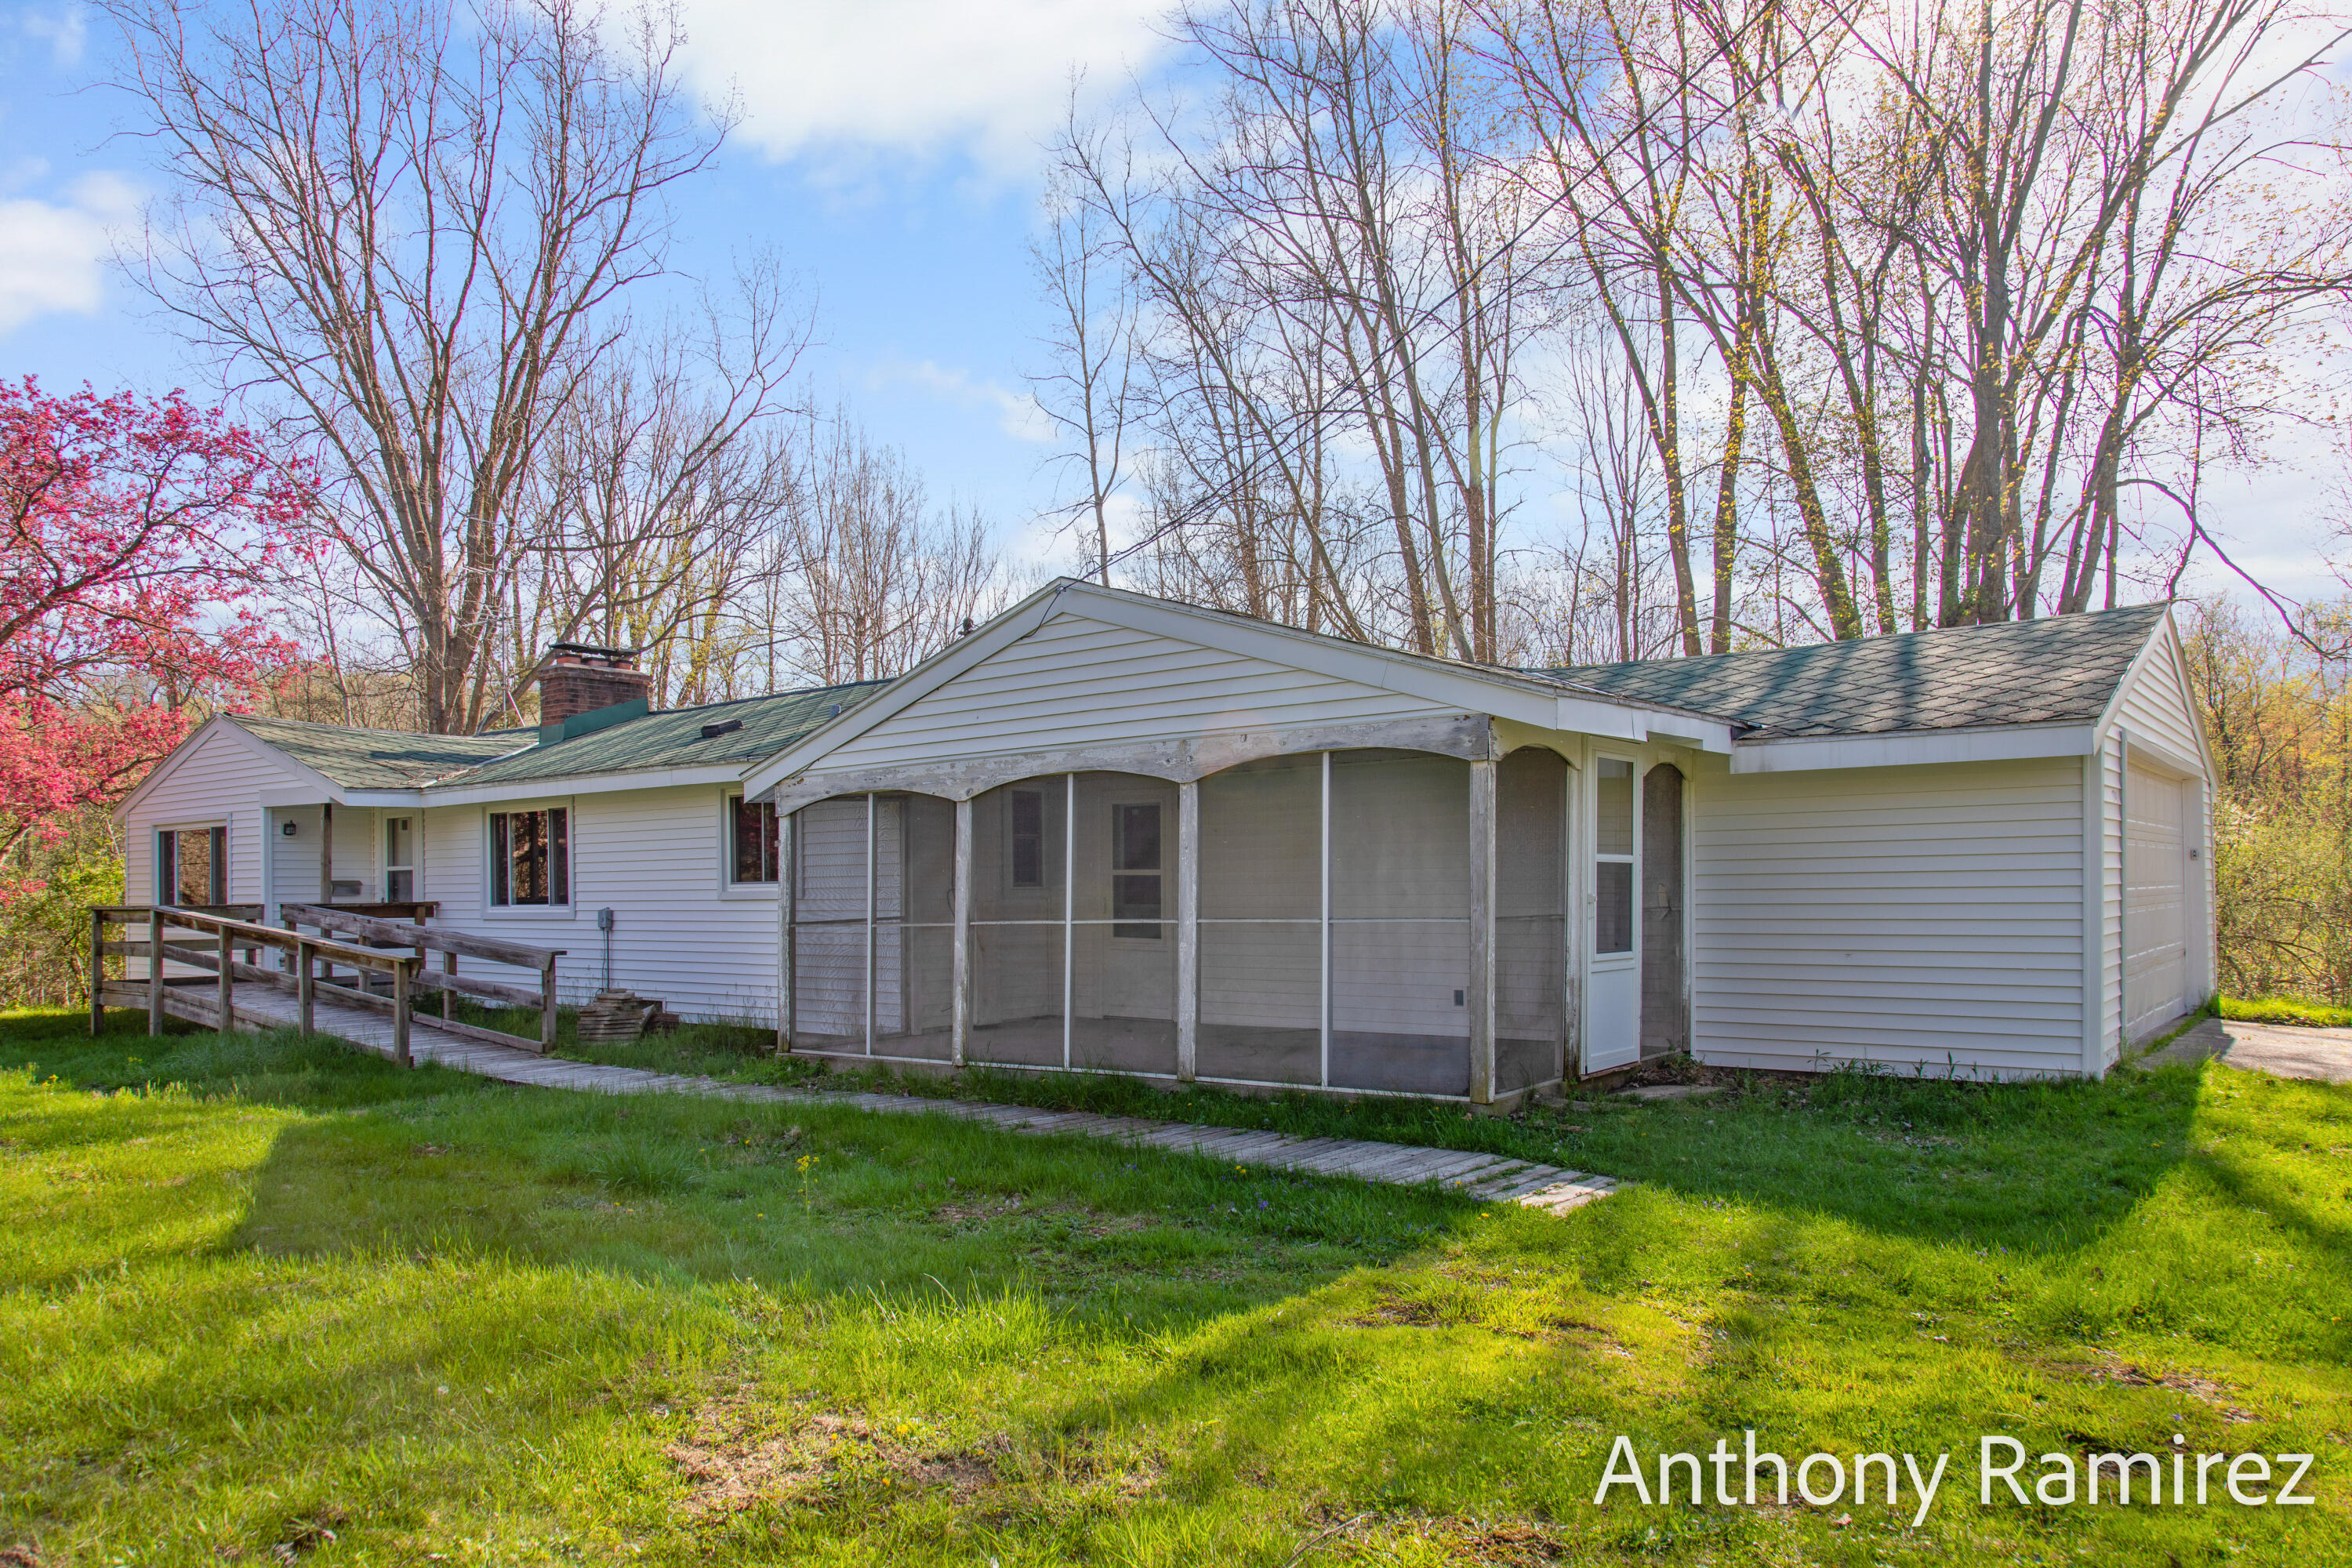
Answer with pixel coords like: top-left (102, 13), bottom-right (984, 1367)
top-left (797, 1152), bottom-right (818, 1212)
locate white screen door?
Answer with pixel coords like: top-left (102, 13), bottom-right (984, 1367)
top-left (1585, 756), bottom-right (1641, 1072)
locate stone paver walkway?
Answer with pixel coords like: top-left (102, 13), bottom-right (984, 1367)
top-left (202, 981), bottom-right (1623, 1214)
top-left (2135, 1016), bottom-right (2352, 1084)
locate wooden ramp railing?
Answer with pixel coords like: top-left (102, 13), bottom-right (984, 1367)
top-left (89, 904), bottom-right (565, 1067)
top-left (278, 904), bottom-right (564, 1055)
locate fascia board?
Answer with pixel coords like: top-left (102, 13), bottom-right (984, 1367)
top-left (1730, 722), bottom-right (2098, 773)
top-left (423, 761), bottom-right (749, 808)
top-left (257, 785), bottom-right (425, 808)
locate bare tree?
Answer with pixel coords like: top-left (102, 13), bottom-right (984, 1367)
top-left (511, 265), bottom-right (809, 707)
top-left (1031, 119), bottom-right (1141, 587)
top-left (769, 411), bottom-right (1009, 685)
top-left (111, 0), bottom-right (725, 731)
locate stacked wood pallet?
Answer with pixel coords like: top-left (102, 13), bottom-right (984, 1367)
top-left (575, 990), bottom-right (674, 1044)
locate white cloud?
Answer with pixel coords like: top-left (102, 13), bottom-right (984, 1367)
top-left (21, 4), bottom-right (88, 67)
top-left (0, 172), bottom-right (134, 334)
top-left (677, 0), bottom-right (1168, 172)
top-left (869, 356), bottom-right (1058, 443)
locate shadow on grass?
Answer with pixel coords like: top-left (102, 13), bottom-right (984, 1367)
top-left (0, 1007), bottom-right (2228, 1270)
top-left (807, 1053), bottom-right (2221, 1261)
top-left (118, 1026), bottom-right (1468, 1338)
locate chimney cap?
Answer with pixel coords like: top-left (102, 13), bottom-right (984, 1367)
top-left (544, 641), bottom-right (640, 666)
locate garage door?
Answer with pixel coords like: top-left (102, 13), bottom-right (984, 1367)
top-left (2123, 760), bottom-right (2189, 1042)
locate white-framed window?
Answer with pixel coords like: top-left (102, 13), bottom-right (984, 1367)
top-left (489, 806), bottom-right (568, 907)
top-left (158, 824), bottom-right (228, 906)
top-left (384, 815), bottom-right (417, 902)
top-left (1593, 755), bottom-right (1635, 955)
top-left (728, 792), bottom-right (780, 884)
top-left (1007, 786), bottom-right (1045, 888)
top-left (1109, 799), bottom-right (1163, 938)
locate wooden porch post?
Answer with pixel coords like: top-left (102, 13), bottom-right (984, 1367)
top-left (539, 956), bottom-right (559, 1054)
top-left (88, 909), bottom-right (104, 1037)
top-left (442, 949), bottom-right (456, 1024)
top-left (951, 796), bottom-right (972, 1068)
top-left (296, 940), bottom-right (314, 1038)
top-left (1468, 757), bottom-right (1497, 1105)
top-left (147, 907), bottom-right (164, 1036)
top-left (1176, 779), bottom-right (1200, 1083)
top-left (392, 959), bottom-right (412, 1068)
top-left (216, 924), bottom-right (234, 1034)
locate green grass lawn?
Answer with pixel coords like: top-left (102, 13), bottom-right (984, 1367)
top-left (3, 1009), bottom-right (2347, 1566)
top-left (2221, 996), bottom-right (2352, 1029)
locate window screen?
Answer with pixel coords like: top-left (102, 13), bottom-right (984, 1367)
top-left (1009, 788), bottom-right (1044, 887)
top-left (1110, 801), bottom-right (1163, 938)
top-left (491, 808), bottom-right (568, 906)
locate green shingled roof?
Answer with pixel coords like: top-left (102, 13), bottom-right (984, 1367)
top-left (1531, 603), bottom-right (2169, 739)
top-left (453, 680), bottom-right (891, 788)
top-left (230, 681), bottom-right (888, 793)
top-left (228, 715), bottom-right (533, 789)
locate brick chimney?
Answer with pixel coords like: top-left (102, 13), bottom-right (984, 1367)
top-left (535, 643), bottom-right (653, 724)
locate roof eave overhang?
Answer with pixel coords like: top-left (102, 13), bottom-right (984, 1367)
top-left (742, 580), bottom-right (1738, 799)
top-left (419, 760), bottom-right (752, 807)
top-left (1729, 720), bottom-right (2100, 774)
top-left (256, 785), bottom-right (425, 808)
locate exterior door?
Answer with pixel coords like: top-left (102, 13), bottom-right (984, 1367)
top-left (1585, 755), bottom-right (1641, 1073)
top-left (2124, 758), bottom-right (2190, 1041)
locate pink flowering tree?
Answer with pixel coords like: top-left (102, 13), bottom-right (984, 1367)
top-left (0, 378), bottom-right (315, 898)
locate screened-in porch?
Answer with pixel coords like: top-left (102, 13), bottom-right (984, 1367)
top-left (779, 746), bottom-right (1593, 1101)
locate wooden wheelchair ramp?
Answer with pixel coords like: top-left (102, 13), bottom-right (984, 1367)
top-left (109, 975), bottom-right (644, 1094)
top-left (96, 905), bottom-right (1621, 1212)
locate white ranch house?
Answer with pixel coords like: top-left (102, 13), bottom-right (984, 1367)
top-left (118, 582), bottom-right (2215, 1103)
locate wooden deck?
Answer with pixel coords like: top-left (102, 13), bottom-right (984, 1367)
top-left (114, 980), bottom-right (1622, 1214)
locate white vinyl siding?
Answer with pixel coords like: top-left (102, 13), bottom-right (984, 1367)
top-left (1689, 756), bottom-right (2092, 1079)
top-left (814, 612), bottom-right (1457, 774)
top-left (119, 725), bottom-right (292, 907)
top-left (328, 804), bottom-right (376, 899)
top-left (2093, 735), bottom-right (2125, 1064)
top-left (2108, 619), bottom-right (2206, 763)
top-left (2100, 619), bottom-right (2213, 1054)
top-left (272, 805), bottom-right (324, 906)
top-left (422, 786), bottom-right (781, 1020)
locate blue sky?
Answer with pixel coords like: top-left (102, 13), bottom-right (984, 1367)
top-left (2, 0), bottom-right (2342, 608)
top-left (0, 0), bottom-right (1171, 566)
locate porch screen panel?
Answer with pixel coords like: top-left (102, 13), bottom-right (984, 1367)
top-left (968, 779), bottom-right (1067, 1066)
top-left (877, 793), bottom-right (956, 1061)
top-left (1067, 772), bottom-right (1180, 1076)
top-left (1495, 747), bottom-right (1569, 1093)
top-left (789, 797), bottom-right (872, 1049)
top-left (1329, 750), bottom-right (1470, 1095)
top-left (1198, 755), bottom-right (1321, 1086)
